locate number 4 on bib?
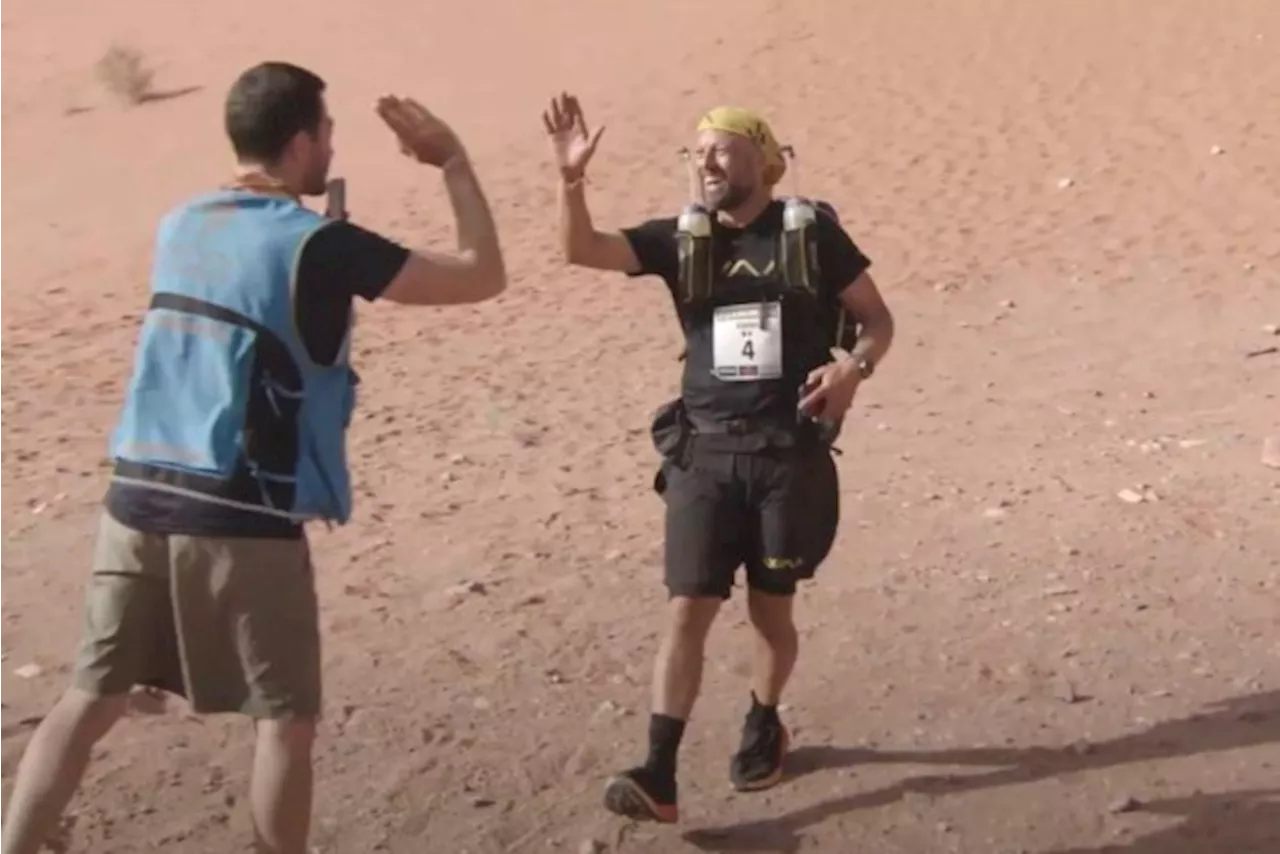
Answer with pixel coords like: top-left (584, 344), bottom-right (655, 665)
top-left (713, 302), bottom-right (783, 381)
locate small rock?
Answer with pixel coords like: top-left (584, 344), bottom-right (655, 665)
top-left (14, 663), bottom-right (44, 679)
top-left (1043, 584), bottom-right (1078, 597)
top-left (470, 796), bottom-right (496, 808)
top-left (999, 299), bottom-right (1016, 309)
top-left (578, 840), bottom-right (607, 854)
top-left (1262, 437), bottom-right (1280, 470)
top-left (1210, 145), bottom-right (1224, 156)
top-left (1263, 323), bottom-right (1278, 335)
top-left (1057, 177), bottom-right (1074, 189)
top-left (566, 742), bottom-right (599, 775)
top-left (1177, 438), bottom-right (1207, 449)
top-left (1109, 795), bottom-right (1142, 814)
top-left (447, 580), bottom-right (487, 598)
top-left (472, 697), bottom-right (492, 711)
top-left (604, 549), bottom-right (624, 562)
top-left (1116, 488), bottom-right (1145, 504)
top-left (983, 507), bottom-right (1008, 519)
top-left (448, 453), bottom-right (469, 465)
top-left (1054, 677), bottom-right (1086, 704)
top-left (203, 766), bottom-right (226, 793)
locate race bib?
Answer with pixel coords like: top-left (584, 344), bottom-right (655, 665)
top-left (712, 302), bottom-right (783, 381)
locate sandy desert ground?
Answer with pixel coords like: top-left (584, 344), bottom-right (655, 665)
top-left (3, 0), bottom-right (1279, 851)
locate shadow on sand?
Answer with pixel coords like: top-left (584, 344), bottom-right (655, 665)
top-left (682, 691), bottom-right (1280, 853)
top-left (63, 85), bottom-right (204, 117)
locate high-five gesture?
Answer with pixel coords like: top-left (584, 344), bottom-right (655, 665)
top-left (376, 95), bottom-right (463, 168)
top-left (543, 92), bottom-right (605, 182)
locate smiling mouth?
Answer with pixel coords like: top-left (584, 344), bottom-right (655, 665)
top-left (703, 177), bottom-right (725, 190)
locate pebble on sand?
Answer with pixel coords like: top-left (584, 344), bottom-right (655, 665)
top-left (1262, 436), bottom-right (1280, 470)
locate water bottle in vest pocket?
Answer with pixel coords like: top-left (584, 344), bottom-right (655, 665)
top-left (676, 203), bottom-right (714, 304)
top-left (780, 195), bottom-right (819, 296)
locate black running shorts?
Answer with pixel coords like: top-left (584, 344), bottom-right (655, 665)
top-left (657, 443), bottom-right (840, 599)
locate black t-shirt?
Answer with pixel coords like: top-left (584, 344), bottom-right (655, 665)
top-left (622, 200), bottom-right (871, 424)
top-left (105, 220), bottom-right (410, 538)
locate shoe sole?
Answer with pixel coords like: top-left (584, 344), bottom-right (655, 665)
top-left (602, 776), bottom-right (679, 824)
top-left (731, 726), bottom-right (792, 793)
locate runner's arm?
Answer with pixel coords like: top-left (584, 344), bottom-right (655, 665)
top-left (559, 178), bottom-right (643, 273)
top-left (383, 155), bottom-right (507, 306)
top-left (839, 272), bottom-right (895, 370)
top-left (819, 216), bottom-right (894, 370)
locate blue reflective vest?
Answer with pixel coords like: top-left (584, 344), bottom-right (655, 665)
top-left (109, 188), bottom-right (358, 524)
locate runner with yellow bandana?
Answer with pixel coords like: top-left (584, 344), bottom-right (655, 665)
top-left (543, 91), bottom-right (896, 824)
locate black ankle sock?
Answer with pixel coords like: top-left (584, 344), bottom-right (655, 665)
top-left (644, 713), bottom-right (686, 777)
top-left (750, 692), bottom-right (781, 724)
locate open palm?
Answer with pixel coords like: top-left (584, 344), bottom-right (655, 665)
top-left (542, 92), bottom-right (604, 181)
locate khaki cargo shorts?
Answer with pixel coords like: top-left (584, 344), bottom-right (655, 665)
top-left (72, 512), bottom-right (321, 719)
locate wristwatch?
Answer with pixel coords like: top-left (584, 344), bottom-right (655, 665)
top-left (855, 355), bottom-right (875, 380)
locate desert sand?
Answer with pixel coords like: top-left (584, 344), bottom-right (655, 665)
top-left (3, 0), bottom-right (1279, 851)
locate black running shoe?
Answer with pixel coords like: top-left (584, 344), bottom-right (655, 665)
top-left (602, 766), bottom-right (679, 823)
top-left (729, 705), bottom-right (791, 792)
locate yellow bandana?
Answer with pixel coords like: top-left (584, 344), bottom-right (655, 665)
top-left (696, 106), bottom-right (786, 186)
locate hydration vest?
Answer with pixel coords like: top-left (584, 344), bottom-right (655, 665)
top-left (109, 189), bottom-right (359, 524)
top-left (674, 196), bottom-right (860, 353)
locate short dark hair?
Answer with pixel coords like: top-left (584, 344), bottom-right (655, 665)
top-left (224, 62), bottom-right (326, 164)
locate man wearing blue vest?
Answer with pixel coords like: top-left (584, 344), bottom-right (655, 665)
top-left (2, 62), bottom-right (506, 854)
top-left (544, 93), bottom-right (895, 824)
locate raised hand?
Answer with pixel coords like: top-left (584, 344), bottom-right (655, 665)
top-left (542, 92), bottom-right (605, 181)
top-left (376, 95), bottom-right (464, 168)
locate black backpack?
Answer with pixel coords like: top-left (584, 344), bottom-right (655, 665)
top-left (673, 196), bottom-right (859, 354)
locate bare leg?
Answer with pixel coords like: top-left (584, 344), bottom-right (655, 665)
top-left (1, 689), bottom-right (127, 854)
top-left (746, 589), bottom-right (798, 704)
top-left (728, 589), bottom-right (798, 792)
top-left (652, 595), bottom-right (723, 718)
top-left (249, 717), bottom-right (315, 854)
top-left (603, 595), bottom-right (721, 823)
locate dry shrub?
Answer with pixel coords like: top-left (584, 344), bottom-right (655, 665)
top-left (94, 44), bottom-right (154, 105)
